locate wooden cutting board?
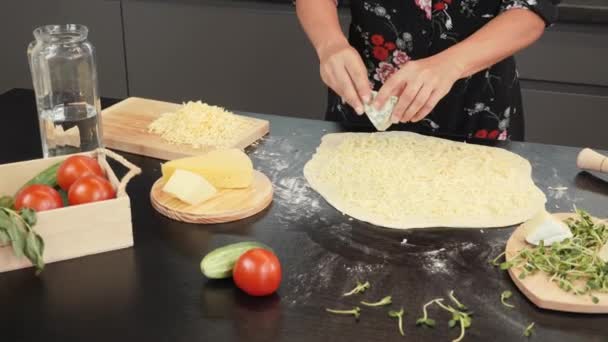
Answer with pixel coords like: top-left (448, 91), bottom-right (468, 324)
top-left (505, 213), bottom-right (608, 313)
top-left (150, 170), bottom-right (273, 224)
top-left (101, 97), bottom-right (269, 160)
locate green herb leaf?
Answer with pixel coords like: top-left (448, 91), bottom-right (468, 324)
top-left (361, 295), bottom-right (392, 307)
top-left (326, 307), bottom-right (361, 320)
top-left (388, 308), bottom-right (404, 336)
top-left (20, 208), bottom-right (37, 226)
top-left (0, 196), bottom-right (14, 209)
top-left (0, 228), bottom-right (9, 244)
top-left (500, 290), bottom-right (515, 308)
top-left (343, 281), bottom-right (370, 297)
top-left (416, 318), bottom-right (436, 327)
top-left (523, 322), bottom-right (535, 337)
top-left (0, 208), bottom-right (44, 273)
top-left (24, 230), bottom-right (44, 272)
top-left (497, 210), bottom-right (608, 301)
top-left (448, 290), bottom-right (467, 310)
top-left (7, 218), bottom-right (26, 258)
top-left (448, 319), bottom-right (456, 328)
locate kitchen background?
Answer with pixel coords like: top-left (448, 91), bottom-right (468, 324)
top-left (1, 0), bottom-right (607, 149)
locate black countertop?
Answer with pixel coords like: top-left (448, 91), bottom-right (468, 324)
top-left (1, 88), bottom-right (608, 342)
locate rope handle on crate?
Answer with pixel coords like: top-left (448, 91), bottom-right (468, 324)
top-left (95, 148), bottom-right (142, 197)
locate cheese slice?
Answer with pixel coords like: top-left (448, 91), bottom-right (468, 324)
top-left (364, 91), bottom-right (398, 132)
top-left (524, 210), bottom-right (573, 246)
top-left (162, 169), bottom-right (217, 205)
top-left (161, 148), bottom-right (253, 189)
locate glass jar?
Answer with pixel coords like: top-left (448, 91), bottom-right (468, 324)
top-left (27, 24), bottom-right (103, 157)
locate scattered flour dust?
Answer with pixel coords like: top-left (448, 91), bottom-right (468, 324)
top-left (251, 149), bottom-right (289, 173)
top-left (274, 176), bottom-right (323, 224)
top-left (547, 185), bottom-right (569, 200)
top-left (420, 248), bottom-right (449, 275)
top-left (418, 242), bottom-right (478, 275)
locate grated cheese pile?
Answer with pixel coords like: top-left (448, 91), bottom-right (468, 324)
top-left (148, 101), bottom-right (250, 148)
top-left (304, 132), bottom-right (547, 228)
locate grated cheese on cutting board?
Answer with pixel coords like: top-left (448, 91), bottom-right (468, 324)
top-left (304, 132), bottom-right (547, 228)
top-left (148, 101), bottom-right (250, 148)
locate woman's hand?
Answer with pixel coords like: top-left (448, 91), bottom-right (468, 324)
top-left (374, 56), bottom-right (464, 123)
top-left (318, 40), bottom-right (372, 115)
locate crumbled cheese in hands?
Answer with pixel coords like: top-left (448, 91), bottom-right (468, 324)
top-left (148, 101), bottom-right (250, 148)
top-left (307, 133), bottom-right (546, 225)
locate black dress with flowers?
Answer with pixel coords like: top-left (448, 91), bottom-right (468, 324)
top-left (326, 0), bottom-right (559, 141)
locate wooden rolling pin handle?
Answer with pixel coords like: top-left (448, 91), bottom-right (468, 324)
top-left (577, 148), bottom-right (608, 174)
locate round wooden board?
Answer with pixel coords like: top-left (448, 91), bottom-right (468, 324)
top-left (150, 170), bottom-right (273, 224)
top-left (506, 213), bottom-right (608, 313)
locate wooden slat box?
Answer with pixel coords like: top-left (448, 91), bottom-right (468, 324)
top-left (0, 149), bottom-right (141, 273)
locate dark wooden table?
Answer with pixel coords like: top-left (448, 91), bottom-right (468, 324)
top-left (1, 88), bottom-right (608, 342)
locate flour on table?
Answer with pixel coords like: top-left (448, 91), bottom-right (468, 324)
top-left (274, 176), bottom-right (323, 223)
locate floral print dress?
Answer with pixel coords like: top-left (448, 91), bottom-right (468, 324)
top-left (326, 0), bottom-right (559, 140)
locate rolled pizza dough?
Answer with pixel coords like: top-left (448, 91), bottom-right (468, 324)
top-left (303, 132), bottom-right (546, 229)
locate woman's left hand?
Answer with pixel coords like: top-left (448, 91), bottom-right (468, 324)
top-left (373, 56), bottom-right (464, 123)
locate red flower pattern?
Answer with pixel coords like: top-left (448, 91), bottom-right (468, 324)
top-left (434, 2), bottom-right (446, 10)
top-left (474, 129), bottom-right (488, 139)
top-left (373, 46), bottom-right (389, 61)
top-left (371, 34), bottom-right (385, 46)
top-left (487, 130), bottom-right (500, 139)
top-left (384, 42), bottom-right (396, 51)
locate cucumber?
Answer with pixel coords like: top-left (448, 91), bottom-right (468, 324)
top-left (200, 241), bottom-right (270, 279)
top-left (18, 162), bottom-right (62, 193)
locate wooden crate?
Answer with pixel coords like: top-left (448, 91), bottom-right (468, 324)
top-left (0, 149), bottom-right (141, 273)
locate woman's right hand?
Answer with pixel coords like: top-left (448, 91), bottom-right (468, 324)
top-left (318, 40), bottom-right (372, 115)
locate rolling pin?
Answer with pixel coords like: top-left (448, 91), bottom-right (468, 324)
top-left (577, 148), bottom-right (608, 174)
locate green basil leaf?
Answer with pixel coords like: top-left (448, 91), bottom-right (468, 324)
top-left (0, 196), bottom-right (14, 209)
top-left (7, 220), bottom-right (25, 258)
top-left (20, 208), bottom-right (37, 227)
top-left (0, 210), bottom-right (13, 229)
top-left (24, 231), bottom-right (44, 271)
top-left (0, 229), bottom-right (10, 244)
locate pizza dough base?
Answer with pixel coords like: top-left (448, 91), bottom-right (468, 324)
top-left (303, 132), bottom-right (547, 229)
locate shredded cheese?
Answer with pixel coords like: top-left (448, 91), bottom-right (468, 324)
top-left (148, 101), bottom-right (251, 148)
top-left (304, 132), bottom-right (547, 228)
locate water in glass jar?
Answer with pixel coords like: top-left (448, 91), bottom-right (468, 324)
top-left (39, 103), bottom-right (102, 157)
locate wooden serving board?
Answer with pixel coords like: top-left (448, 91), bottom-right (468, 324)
top-left (101, 97), bottom-right (269, 161)
top-left (150, 170), bottom-right (273, 224)
top-left (506, 213), bottom-right (608, 313)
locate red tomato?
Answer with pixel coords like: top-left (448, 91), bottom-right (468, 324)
top-left (57, 155), bottom-right (104, 191)
top-left (68, 174), bottom-right (116, 205)
top-left (14, 184), bottom-right (63, 212)
top-left (233, 248), bottom-right (282, 296)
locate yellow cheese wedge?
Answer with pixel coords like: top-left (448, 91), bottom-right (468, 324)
top-left (161, 148), bottom-right (253, 189)
top-left (162, 169), bottom-right (217, 205)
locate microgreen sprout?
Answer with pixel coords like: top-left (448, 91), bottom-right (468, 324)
top-left (523, 322), bottom-right (535, 337)
top-left (361, 296), bottom-right (392, 307)
top-left (415, 298), bottom-right (442, 328)
top-left (448, 290), bottom-right (467, 310)
top-left (434, 299), bottom-right (472, 342)
top-left (492, 210), bottom-right (608, 303)
top-left (325, 307), bottom-right (361, 320)
top-left (343, 281), bottom-right (370, 297)
top-left (500, 290), bottom-right (515, 308)
top-left (388, 308), bottom-right (405, 336)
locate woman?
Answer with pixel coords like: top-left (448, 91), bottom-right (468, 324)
top-left (296, 0), bottom-right (559, 140)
